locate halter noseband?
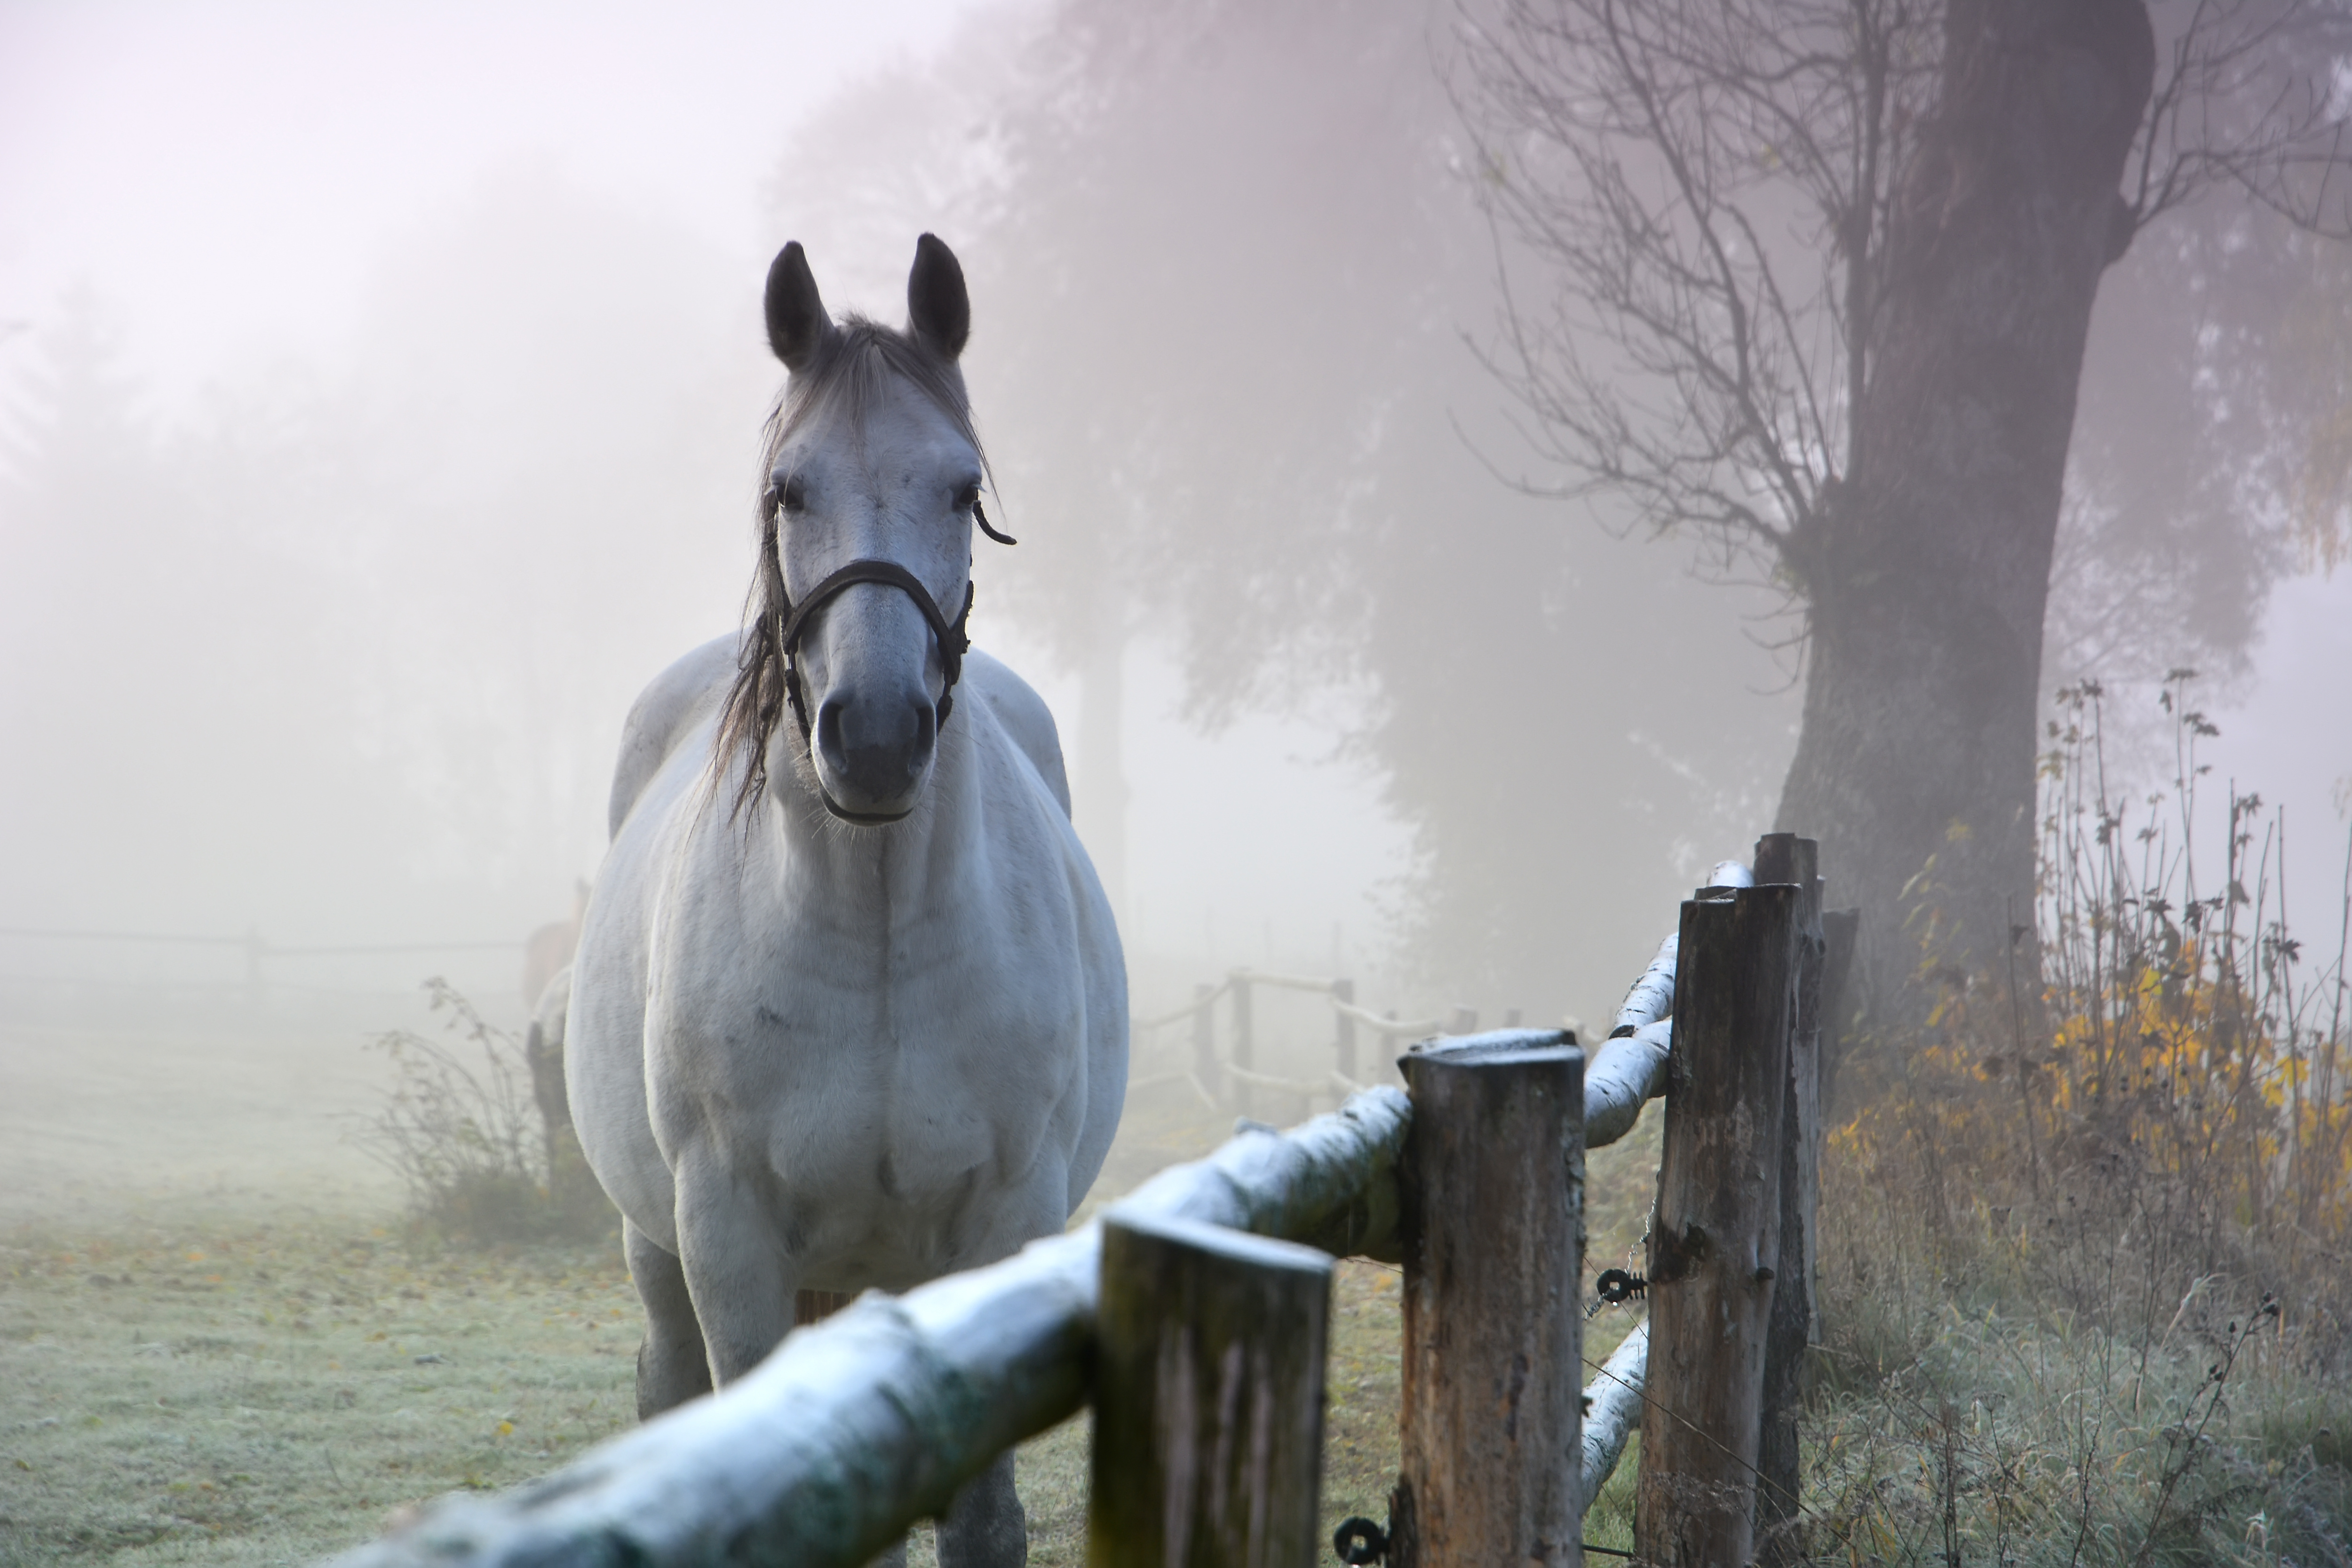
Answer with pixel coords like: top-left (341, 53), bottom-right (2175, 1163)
top-left (775, 559), bottom-right (974, 740)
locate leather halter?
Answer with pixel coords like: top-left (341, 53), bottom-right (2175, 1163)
top-left (775, 559), bottom-right (974, 740)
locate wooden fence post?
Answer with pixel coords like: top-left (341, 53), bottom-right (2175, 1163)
top-left (1229, 971), bottom-right (1254, 1118)
top-left (1391, 1033), bottom-right (1583, 1568)
top-left (1334, 977), bottom-right (1358, 1083)
top-left (1635, 883), bottom-right (1798, 1568)
top-left (1192, 982), bottom-right (1219, 1104)
top-left (1752, 836), bottom-right (1823, 1566)
top-left (1088, 1213), bottom-right (1332, 1567)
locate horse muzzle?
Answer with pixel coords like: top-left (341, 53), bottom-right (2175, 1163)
top-left (775, 559), bottom-right (972, 824)
top-left (811, 685), bottom-right (938, 823)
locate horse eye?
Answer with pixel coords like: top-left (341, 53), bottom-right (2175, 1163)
top-left (774, 478), bottom-right (806, 514)
top-left (954, 483), bottom-right (981, 512)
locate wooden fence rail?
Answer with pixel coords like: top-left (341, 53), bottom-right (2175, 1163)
top-left (326, 835), bottom-right (1853, 1568)
top-left (1580, 1321), bottom-right (1650, 1508)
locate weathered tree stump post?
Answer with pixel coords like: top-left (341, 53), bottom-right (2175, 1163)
top-left (1752, 835), bottom-right (1823, 1566)
top-left (1088, 1212), bottom-right (1332, 1567)
top-left (1333, 977), bottom-right (1358, 1082)
top-left (1192, 981), bottom-right (1220, 1103)
top-left (1229, 970), bottom-right (1254, 1118)
top-left (1635, 883), bottom-right (1797, 1567)
top-left (1390, 1033), bottom-right (1583, 1568)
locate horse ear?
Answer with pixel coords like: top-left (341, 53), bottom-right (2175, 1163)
top-left (764, 241), bottom-right (831, 373)
top-left (906, 233), bottom-right (969, 360)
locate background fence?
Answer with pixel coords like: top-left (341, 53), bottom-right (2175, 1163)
top-left (325, 831), bottom-right (1855, 1568)
top-left (0, 926), bottom-right (538, 1032)
top-left (1129, 965), bottom-right (1515, 1122)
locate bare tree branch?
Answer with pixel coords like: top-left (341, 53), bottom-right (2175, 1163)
top-left (1460, 0), bottom-right (2352, 627)
top-left (2125, 0), bottom-right (2352, 245)
top-left (1457, 0), bottom-right (1939, 606)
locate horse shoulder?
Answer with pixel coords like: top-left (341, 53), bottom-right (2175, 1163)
top-left (962, 648), bottom-right (1072, 818)
top-left (609, 634), bottom-right (742, 840)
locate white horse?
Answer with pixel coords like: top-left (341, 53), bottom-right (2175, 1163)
top-left (565, 234), bottom-right (1127, 1567)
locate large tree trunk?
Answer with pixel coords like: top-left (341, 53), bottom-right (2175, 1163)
top-left (1776, 0), bottom-right (2155, 1021)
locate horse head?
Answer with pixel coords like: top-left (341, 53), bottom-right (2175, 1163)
top-left (723, 234), bottom-right (996, 824)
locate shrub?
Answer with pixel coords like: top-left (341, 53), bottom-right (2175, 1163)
top-left (355, 978), bottom-right (612, 1248)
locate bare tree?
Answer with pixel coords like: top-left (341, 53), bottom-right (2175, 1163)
top-left (1463, 0), bottom-right (2352, 1025)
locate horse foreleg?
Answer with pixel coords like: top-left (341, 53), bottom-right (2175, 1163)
top-left (672, 1154), bottom-right (795, 1385)
top-left (633, 1223), bottom-right (907, 1565)
top-left (935, 1450), bottom-right (1025, 1568)
top-left (624, 1220), bottom-right (710, 1420)
top-left (796, 1289), bottom-right (856, 1324)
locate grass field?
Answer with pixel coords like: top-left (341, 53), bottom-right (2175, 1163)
top-left (0, 1206), bottom-right (1654, 1568)
top-left (0, 1006), bottom-right (1668, 1568)
top-left (1, 1210), bottom-right (639, 1566)
top-left (18, 1020), bottom-right (2346, 1568)
top-left (0, 1206), bottom-right (1456, 1567)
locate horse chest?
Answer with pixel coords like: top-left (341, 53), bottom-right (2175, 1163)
top-left (646, 914), bottom-right (1081, 1209)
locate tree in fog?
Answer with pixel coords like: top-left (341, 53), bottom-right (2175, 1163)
top-left (1461, 0), bottom-right (2352, 1014)
top-left (766, 0), bottom-right (1807, 1013)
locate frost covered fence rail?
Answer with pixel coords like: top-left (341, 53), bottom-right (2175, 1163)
top-left (325, 832), bottom-right (1853, 1568)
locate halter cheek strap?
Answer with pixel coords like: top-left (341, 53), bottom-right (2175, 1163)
top-left (775, 559), bottom-right (975, 740)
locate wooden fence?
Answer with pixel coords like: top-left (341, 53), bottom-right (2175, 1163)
top-left (327, 833), bottom-right (1854, 1568)
top-left (1128, 965), bottom-right (1490, 1120)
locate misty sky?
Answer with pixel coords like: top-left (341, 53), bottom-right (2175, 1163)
top-left (0, 0), bottom-right (1415, 1021)
top-left (2, 0), bottom-right (2346, 1029)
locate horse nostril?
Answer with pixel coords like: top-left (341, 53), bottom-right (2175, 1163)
top-left (815, 696), bottom-right (847, 763)
top-left (814, 692), bottom-right (937, 804)
top-left (834, 693), bottom-right (922, 758)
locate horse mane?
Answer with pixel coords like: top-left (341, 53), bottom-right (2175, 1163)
top-left (714, 315), bottom-right (987, 819)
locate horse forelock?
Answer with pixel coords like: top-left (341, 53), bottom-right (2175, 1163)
top-left (715, 315), bottom-right (987, 821)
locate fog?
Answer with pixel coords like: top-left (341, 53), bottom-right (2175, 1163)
top-left (4, 0), bottom-right (2348, 1210)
